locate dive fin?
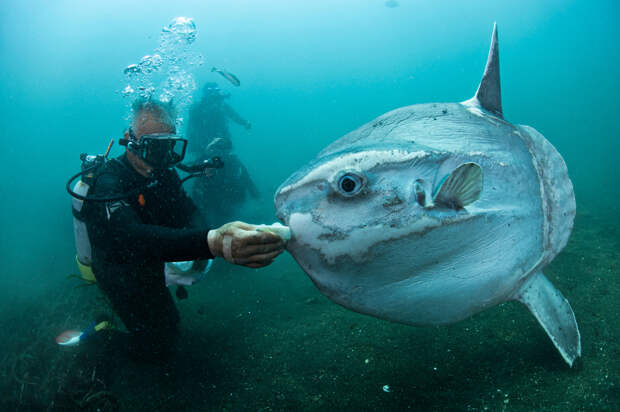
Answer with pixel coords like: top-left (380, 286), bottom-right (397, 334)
top-left (433, 163), bottom-right (482, 209)
top-left (515, 271), bottom-right (581, 367)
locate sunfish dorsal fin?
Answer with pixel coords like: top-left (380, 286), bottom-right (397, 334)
top-left (433, 163), bottom-right (482, 209)
top-left (471, 22), bottom-right (503, 118)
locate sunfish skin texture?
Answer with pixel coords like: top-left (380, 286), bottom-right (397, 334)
top-left (274, 24), bottom-right (580, 366)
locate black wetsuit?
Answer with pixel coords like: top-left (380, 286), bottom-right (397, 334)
top-left (83, 154), bottom-right (213, 361)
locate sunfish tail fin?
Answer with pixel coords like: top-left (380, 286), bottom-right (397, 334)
top-left (514, 271), bottom-right (581, 367)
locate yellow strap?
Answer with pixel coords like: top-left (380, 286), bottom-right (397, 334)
top-left (75, 256), bottom-right (97, 283)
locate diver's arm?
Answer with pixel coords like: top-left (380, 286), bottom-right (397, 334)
top-left (222, 102), bottom-right (251, 129)
top-left (109, 213), bottom-right (213, 262)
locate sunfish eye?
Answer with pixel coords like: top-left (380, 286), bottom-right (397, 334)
top-left (336, 172), bottom-right (365, 197)
top-left (340, 176), bottom-right (357, 192)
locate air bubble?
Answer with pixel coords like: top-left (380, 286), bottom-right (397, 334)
top-left (139, 54), bottom-right (163, 73)
top-left (123, 64), bottom-right (141, 76)
top-left (121, 85), bottom-right (134, 96)
top-left (121, 16), bottom-right (201, 129)
top-left (161, 17), bottom-right (197, 47)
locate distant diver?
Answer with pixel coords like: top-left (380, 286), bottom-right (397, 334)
top-left (384, 0), bottom-right (399, 8)
top-left (211, 67), bottom-right (241, 87)
top-left (185, 82), bottom-right (251, 160)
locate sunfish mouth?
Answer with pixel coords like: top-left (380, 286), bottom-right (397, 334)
top-left (254, 222), bottom-right (292, 244)
top-left (274, 186), bottom-right (293, 225)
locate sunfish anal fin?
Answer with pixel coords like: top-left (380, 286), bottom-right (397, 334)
top-left (432, 162), bottom-right (482, 209)
top-left (515, 271), bottom-right (581, 367)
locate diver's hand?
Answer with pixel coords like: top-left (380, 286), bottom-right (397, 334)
top-left (207, 221), bottom-right (284, 268)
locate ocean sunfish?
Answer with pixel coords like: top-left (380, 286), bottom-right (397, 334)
top-left (274, 24), bottom-right (580, 366)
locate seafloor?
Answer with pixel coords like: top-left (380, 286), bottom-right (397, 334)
top-left (1, 208), bottom-right (617, 411)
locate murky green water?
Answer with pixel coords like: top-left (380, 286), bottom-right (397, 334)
top-left (0, 1), bottom-right (618, 410)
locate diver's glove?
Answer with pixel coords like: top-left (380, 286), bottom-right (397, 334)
top-left (207, 221), bottom-right (285, 268)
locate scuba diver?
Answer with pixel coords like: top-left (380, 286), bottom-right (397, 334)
top-left (68, 98), bottom-right (284, 363)
top-left (185, 82), bottom-right (251, 160)
top-left (186, 82), bottom-right (259, 225)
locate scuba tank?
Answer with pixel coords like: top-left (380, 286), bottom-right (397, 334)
top-left (70, 141), bottom-right (113, 283)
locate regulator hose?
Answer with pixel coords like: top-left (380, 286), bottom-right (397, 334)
top-left (66, 157), bottom-right (223, 202)
top-left (66, 165), bottom-right (149, 202)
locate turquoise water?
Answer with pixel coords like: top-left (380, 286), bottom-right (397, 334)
top-left (0, 1), bottom-right (618, 410)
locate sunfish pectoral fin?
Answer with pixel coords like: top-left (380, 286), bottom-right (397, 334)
top-left (432, 162), bottom-right (482, 209)
top-left (514, 271), bottom-right (581, 367)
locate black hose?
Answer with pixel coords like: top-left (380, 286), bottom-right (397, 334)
top-left (176, 157), bottom-right (223, 173)
top-left (180, 174), bottom-right (201, 184)
top-left (66, 165), bottom-right (145, 202)
top-left (176, 163), bottom-right (201, 173)
top-left (66, 165), bottom-right (96, 201)
top-left (67, 157), bottom-right (221, 202)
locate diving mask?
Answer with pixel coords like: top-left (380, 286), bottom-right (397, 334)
top-left (120, 131), bottom-right (188, 169)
